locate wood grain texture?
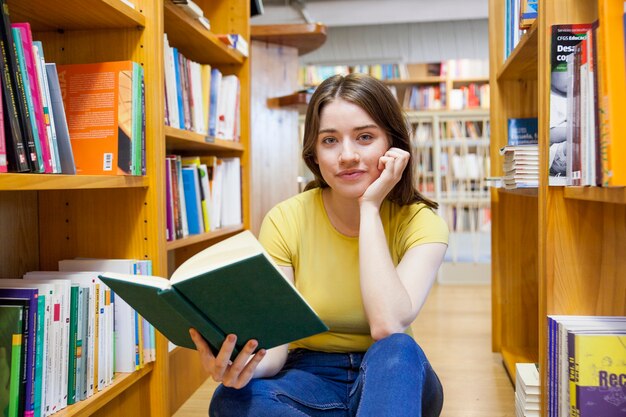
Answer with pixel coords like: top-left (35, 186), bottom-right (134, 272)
top-left (164, 1), bottom-right (243, 65)
top-left (8, 0), bottom-right (145, 31)
top-left (251, 23), bottom-right (327, 55)
top-left (0, 192), bottom-right (39, 278)
top-left (169, 348), bottom-right (211, 415)
top-left (249, 41), bottom-right (300, 235)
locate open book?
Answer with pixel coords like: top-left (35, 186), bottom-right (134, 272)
top-left (98, 231), bottom-right (328, 354)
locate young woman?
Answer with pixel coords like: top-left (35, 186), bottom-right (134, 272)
top-left (190, 73), bottom-right (448, 417)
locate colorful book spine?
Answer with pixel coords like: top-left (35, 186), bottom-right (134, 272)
top-left (12, 23), bottom-right (52, 173)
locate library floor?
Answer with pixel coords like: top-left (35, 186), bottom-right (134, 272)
top-left (173, 284), bottom-right (515, 417)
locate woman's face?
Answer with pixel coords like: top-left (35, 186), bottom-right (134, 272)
top-left (314, 98), bottom-right (390, 199)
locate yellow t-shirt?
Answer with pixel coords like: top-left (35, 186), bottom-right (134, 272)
top-left (258, 188), bottom-right (449, 353)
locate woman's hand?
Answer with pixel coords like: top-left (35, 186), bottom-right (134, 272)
top-left (190, 328), bottom-right (266, 389)
top-left (359, 147), bottom-right (410, 208)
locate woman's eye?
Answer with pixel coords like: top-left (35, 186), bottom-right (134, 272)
top-left (358, 134), bottom-right (373, 141)
top-left (322, 137), bottom-right (337, 144)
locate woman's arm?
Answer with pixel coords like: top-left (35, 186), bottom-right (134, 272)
top-left (359, 206), bottom-right (446, 339)
top-left (358, 147), bottom-right (446, 339)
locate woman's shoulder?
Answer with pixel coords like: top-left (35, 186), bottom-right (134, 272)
top-left (385, 200), bottom-right (448, 234)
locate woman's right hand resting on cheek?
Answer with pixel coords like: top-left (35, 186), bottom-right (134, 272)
top-left (189, 328), bottom-right (267, 389)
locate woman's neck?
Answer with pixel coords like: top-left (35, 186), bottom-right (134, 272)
top-left (321, 188), bottom-right (361, 237)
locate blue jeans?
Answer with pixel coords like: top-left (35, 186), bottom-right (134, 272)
top-left (209, 333), bottom-right (444, 417)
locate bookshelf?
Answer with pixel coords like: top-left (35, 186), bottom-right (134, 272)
top-left (163, 0), bottom-right (250, 413)
top-left (408, 109), bottom-right (491, 284)
top-left (0, 0), bottom-right (250, 416)
top-left (488, 1), bottom-right (626, 415)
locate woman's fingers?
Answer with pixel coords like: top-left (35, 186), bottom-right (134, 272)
top-left (212, 334), bottom-right (237, 381)
top-left (233, 349), bottom-right (267, 389)
top-left (222, 339), bottom-right (260, 387)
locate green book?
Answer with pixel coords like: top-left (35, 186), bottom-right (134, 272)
top-left (0, 304), bottom-right (24, 417)
top-left (99, 231), bottom-right (328, 354)
top-left (67, 286), bottom-right (79, 405)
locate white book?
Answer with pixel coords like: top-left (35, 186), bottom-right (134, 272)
top-left (19, 277), bottom-right (71, 414)
top-left (58, 260), bottom-right (139, 374)
top-left (23, 272), bottom-right (98, 400)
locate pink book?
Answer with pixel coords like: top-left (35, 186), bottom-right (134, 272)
top-left (13, 22), bottom-right (53, 173)
top-left (0, 73), bottom-right (6, 172)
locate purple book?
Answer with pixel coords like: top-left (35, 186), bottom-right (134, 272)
top-left (0, 287), bottom-right (38, 417)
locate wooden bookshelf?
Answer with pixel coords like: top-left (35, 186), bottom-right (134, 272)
top-left (251, 23), bottom-right (327, 55)
top-left (165, 225), bottom-right (244, 251)
top-left (0, 174), bottom-right (149, 190)
top-left (165, 126), bottom-right (245, 153)
top-left (8, 0), bottom-right (146, 30)
top-left (489, 1), bottom-right (626, 416)
top-left (0, 0), bottom-right (251, 416)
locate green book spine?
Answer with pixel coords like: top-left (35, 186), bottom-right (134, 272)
top-left (67, 287), bottom-right (78, 405)
top-left (9, 334), bottom-right (23, 417)
top-left (131, 62), bottom-right (142, 175)
top-left (33, 295), bottom-right (45, 417)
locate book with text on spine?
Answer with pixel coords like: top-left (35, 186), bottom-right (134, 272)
top-left (98, 230), bottom-right (328, 355)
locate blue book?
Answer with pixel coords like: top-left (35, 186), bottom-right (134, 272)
top-left (171, 48), bottom-right (185, 129)
top-left (507, 117), bottom-right (538, 146)
top-left (0, 288), bottom-right (38, 417)
top-left (208, 68), bottom-right (222, 137)
top-left (182, 167), bottom-right (202, 234)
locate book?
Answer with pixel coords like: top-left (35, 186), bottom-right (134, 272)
top-left (0, 0), bottom-right (29, 172)
top-left (507, 117), bottom-right (538, 146)
top-left (0, 288), bottom-right (38, 417)
top-left (98, 230), bottom-right (328, 354)
top-left (57, 61), bottom-right (139, 175)
top-left (45, 63), bottom-right (76, 175)
top-left (0, 0), bottom-right (38, 172)
top-left (596, 0), bottom-right (626, 186)
top-left (571, 333), bottom-right (626, 416)
top-left (0, 302), bottom-right (25, 417)
top-left (549, 24), bottom-right (592, 186)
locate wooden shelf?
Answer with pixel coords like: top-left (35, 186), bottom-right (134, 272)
top-left (498, 187), bottom-right (539, 197)
top-left (497, 21), bottom-right (538, 81)
top-left (8, 0), bottom-right (145, 31)
top-left (405, 109), bottom-right (490, 119)
top-left (451, 77), bottom-right (491, 84)
top-left (500, 346), bottom-right (538, 382)
top-left (563, 186), bottom-right (626, 204)
top-left (266, 92), bottom-right (311, 110)
top-left (54, 364), bottom-right (153, 417)
top-left (0, 174), bottom-right (149, 190)
top-left (164, 126), bottom-right (244, 153)
top-left (385, 76), bottom-right (447, 85)
top-left (166, 225), bottom-right (244, 251)
top-left (164, 1), bottom-right (243, 65)
top-left (251, 23), bottom-right (327, 55)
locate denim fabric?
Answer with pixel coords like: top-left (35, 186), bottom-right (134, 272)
top-left (209, 333), bottom-right (444, 417)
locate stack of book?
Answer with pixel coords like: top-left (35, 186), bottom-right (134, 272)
top-left (172, 0), bottom-right (211, 31)
top-left (547, 316), bottom-right (626, 417)
top-left (500, 117), bottom-right (539, 189)
top-left (515, 363), bottom-right (540, 417)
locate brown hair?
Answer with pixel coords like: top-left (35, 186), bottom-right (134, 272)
top-left (302, 73), bottom-right (438, 209)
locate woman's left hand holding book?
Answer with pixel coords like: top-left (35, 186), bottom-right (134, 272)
top-left (189, 328), bottom-right (267, 389)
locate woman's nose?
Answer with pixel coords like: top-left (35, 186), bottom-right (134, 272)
top-left (339, 142), bottom-right (360, 164)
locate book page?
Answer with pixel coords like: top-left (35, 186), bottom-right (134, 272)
top-left (171, 230), bottom-right (263, 283)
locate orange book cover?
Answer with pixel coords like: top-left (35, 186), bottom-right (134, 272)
top-left (597, 0), bottom-right (626, 186)
top-left (57, 61), bottom-right (134, 175)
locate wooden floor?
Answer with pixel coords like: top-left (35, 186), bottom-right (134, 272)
top-left (173, 284), bottom-right (515, 417)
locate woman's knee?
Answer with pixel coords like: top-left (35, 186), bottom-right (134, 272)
top-left (366, 333), bottom-right (427, 368)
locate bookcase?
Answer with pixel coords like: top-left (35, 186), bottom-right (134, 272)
top-left (408, 109), bottom-right (491, 284)
top-left (488, 0), bottom-right (626, 414)
top-left (0, 0), bottom-right (250, 416)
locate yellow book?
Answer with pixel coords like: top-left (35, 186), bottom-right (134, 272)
top-left (201, 64), bottom-right (212, 136)
top-left (597, 0), bottom-right (626, 185)
top-left (569, 333), bottom-right (626, 416)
